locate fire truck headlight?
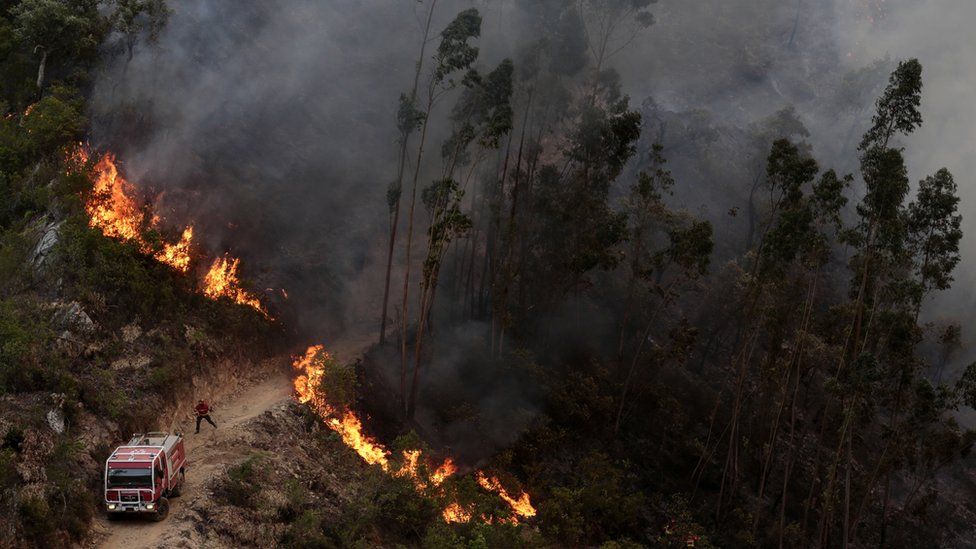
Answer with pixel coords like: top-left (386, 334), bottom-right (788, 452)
top-left (146, 503), bottom-right (154, 510)
top-left (107, 504), bottom-right (117, 510)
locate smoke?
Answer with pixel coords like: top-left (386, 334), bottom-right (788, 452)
top-left (832, 0), bottom-right (976, 321)
top-left (90, 0), bottom-right (461, 338)
top-left (89, 0), bottom-right (976, 444)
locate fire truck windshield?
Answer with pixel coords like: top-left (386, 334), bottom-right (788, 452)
top-left (107, 468), bottom-right (152, 488)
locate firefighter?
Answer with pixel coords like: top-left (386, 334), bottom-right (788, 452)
top-left (195, 399), bottom-right (217, 433)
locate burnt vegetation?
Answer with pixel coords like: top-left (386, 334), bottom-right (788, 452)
top-left (0, 0), bottom-right (974, 547)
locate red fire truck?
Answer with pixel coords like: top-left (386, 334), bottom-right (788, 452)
top-left (104, 432), bottom-right (186, 521)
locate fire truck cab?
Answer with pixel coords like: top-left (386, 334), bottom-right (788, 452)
top-left (104, 432), bottom-right (186, 521)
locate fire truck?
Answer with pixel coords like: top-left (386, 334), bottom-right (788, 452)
top-left (104, 432), bottom-right (186, 521)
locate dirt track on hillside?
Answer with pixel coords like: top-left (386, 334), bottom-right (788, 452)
top-left (91, 336), bottom-right (371, 549)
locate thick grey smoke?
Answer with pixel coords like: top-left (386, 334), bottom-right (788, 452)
top-left (832, 0), bottom-right (976, 322)
top-left (90, 0), bottom-right (470, 338)
top-left (89, 0), bottom-right (976, 439)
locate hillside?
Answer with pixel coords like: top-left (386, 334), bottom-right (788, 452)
top-left (4, 1), bottom-right (976, 548)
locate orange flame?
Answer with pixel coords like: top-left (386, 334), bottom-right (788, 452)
top-left (476, 472), bottom-right (537, 520)
top-left (431, 458), bottom-right (457, 487)
top-left (203, 256), bottom-right (267, 315)
top-left (329, 411), bottom-right (392, 467)
top-left (78, 146), bottom-right (269, 315)
top-left (442, 502), bottom-right (474, 523)
top-left (86, 152), bottom-right (145, 242)
top-left (156, 226), bottom-right (194, 273)
top-left (291, 345), bottom-right (535, 525)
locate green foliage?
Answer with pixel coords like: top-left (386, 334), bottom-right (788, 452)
top-left (422, 521), bottom-right (529, 549)
top-left (280, 509), bottom-right (334, 549)
top-left (215, 455), bottom-right (263, 509)
top-left (11, 2), bottom-right (99, 57)
top-left (539, 451), bottom-right (645, 545)
top-left (277, 478), bottom-right (308, 522)
top-left (327, 469), bottom-right (438, 545)
top-left (18, 494), bottom-right (53, 544)
top-left (859, 58), bottom-right (923, 151)
top-left (21, 84), bottom-right (85, 152)
top-left (397, 92), bottom-right (426, 136)
top-left (655, 494), bottom-right (715, 549)
top-left (78, 366), bottom-right (128, 420)
top-left (0, 297), bottom-right (62, 393)
top-left (434, 9), bottom-right (482, 86)
top-left (13, 439), bottom-right (93, 545)
top-left (53, 217), bottom-right (187, 324)
top-left (309, 348), bottom-right (356, 411)
top-left (108, 0), bottom-right (170, 59)
top-left (907, 168), bottom-right (962, 296)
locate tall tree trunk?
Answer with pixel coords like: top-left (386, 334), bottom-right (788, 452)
top-left (614, 317), bottom-right (654, 436)
top-left (787, 0), bottom-right (802, 48)
top-left (380, 0), bottom-right (438, 345)
top-left (35, 47), bottom-right (48, 91)
top-left (493, 90), bottom-right (533, 356)
top-left (399, 95), bottom-right (434, 414)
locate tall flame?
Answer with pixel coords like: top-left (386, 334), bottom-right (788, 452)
top-left (203, 256), bottom-right (268, 315)
top-left (77, 146), bottom-right (269, 315)
top-left (156, 226), bottom-right (194, 273)
top-left (291, 345), bottom-right (535, 524)
top-left (86, 152), bottom-right (145, 242)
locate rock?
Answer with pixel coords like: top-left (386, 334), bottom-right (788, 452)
top-left (47, 409), bottom-right (65, 434)
top-left (111, 354), bottom-right (152, 371)
top-left (51, 301), bottom-right (96, 334)
top-left (122, 323), bottom-right (142, 343)
top-left (47, 393), bottom-right (66, 434)
top-left (29, 219), bottom-right (63, 268)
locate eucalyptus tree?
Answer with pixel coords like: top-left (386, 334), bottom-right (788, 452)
top-left (108, 0), bottom-right (169, 61)
top-left (379, 0), bottom-right (439, 346)
top-left (11, 0), bottom-right (100, 91)
top-left (614, 144), bottom-right (713, 435)
top-left (577, 0), bottom-right (657, 72)
top-left (398, 8), bottom-right (482, 414)
top-left (406, 59), bottom-right (514, 417)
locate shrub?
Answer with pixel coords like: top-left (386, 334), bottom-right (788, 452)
top-left (21, 85), bottom-right (85, 154)
top-left (277, 478), bottom-right (308, 522)
top-left (539, 451), bottom-right (645, 545)
top-left (0, 297), bottom-right (59, 393)
top-left (215, 455), bottom-right (262, 509)
top-left (326, 469), bottom-right (437, 546)
top-left (280, 509), bottom-right (334, 549)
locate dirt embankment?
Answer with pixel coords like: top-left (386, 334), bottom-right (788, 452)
top-left (90, 338), bottom-right (371, 549)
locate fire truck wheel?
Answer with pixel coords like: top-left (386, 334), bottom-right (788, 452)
top-left (106, 512), bottom-right (122, 521)
top-left (170, 471), bottom-right (185, 497)
top-left (152, 497), bottom-right (170, 522)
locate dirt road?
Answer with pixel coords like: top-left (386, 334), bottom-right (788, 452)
top-left (91, 336), bottom-right (372, 549)
top-left (92, 369), bottom-right (294, 549)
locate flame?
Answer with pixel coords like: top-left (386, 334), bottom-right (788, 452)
top-left (442, 502), bottom-right (474, 523)
top-left (431, 458), bottom-right (457, 486)
top-left (86, 152), bottom-right (145, 242)
top-left (291, 345), bottom-right (536, 525)
top-left (77, 146), bottom-right (269, 315)
top-left (476, 472), bottom-right (537, 520)
top-left (156, 226), bottom-right (194, 273)
top-left (203, 256), bottom-right (268, 315)
top-left (329, 411), bottom-right (392, 467)
top-left (292, 345), bottom-right (451, 481)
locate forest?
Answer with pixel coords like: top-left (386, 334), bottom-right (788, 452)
top-left (1, 0), bottom-right (975, 547)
